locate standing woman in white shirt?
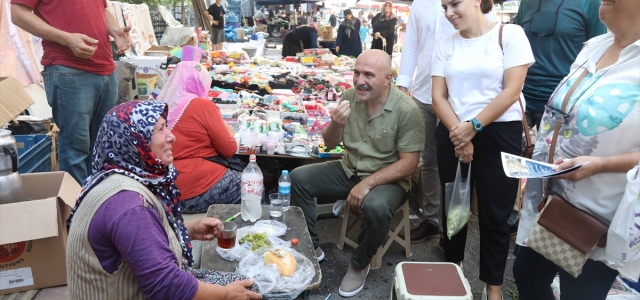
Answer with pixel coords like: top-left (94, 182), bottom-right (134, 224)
top-left (431, 0), bottom-right (534, 299)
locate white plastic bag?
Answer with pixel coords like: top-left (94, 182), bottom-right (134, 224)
top-left (445, 162), bottom-right (472, 239)
top-left (605, 161), bottom-right (640, 280)
top-left (237, 246), bottom-right (315, 299)
top-left (216, 220), bottom-right (291, 262)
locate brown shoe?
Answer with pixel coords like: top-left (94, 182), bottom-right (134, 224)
top-left (400, 220), bottom-right (439, 244)
top-left (338, 264), bottom-right (370, 297)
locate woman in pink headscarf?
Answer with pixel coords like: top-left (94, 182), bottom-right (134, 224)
top-left (158, 61), bottom-right (240, 214)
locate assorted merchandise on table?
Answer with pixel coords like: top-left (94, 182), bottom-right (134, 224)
top-left (196, 48), bottom-right (355, 158)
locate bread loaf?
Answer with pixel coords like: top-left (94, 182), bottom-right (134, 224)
top-left (263, 249), bottom-right (297, 277)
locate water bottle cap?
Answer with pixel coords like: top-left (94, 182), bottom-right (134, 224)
top-left (282, 170), bottom-right (288, 175)
top-left (249, 154), bottom-right (256, 161)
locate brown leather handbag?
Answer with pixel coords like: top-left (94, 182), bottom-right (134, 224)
top-left (524, 67), bottom-right (608, 278)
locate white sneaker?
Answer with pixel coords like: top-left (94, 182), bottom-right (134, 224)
top-left (315, 247), bottom-right (325, 262)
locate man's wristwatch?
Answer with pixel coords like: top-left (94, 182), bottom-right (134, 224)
top-left (470, 118), bottom-right (483, 132)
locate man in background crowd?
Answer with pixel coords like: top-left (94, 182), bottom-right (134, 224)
top-left (516, 0), bottom-right (606, 129)
top-left (206, 0), bottom-right (226, 51)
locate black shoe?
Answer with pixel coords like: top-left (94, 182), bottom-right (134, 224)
top-left (509, 220), bottom-right (519, 237)
top-left (401, 220), bottom-right (439, 244)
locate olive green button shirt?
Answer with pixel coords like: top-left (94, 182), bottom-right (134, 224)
top-left (339, 86), bottom-right (425, 191)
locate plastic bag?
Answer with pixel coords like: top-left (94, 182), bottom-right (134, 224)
top-left (237, 246), bottom-right (315, 299)
top-left (445, 162), bottom-right (472, 239)
top-left (216, 220), bottom-right (291, 262)
top-left (605, 161), bottom-right (640, 281)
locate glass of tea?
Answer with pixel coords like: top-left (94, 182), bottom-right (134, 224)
top-left (217, 221), bottom-right (237, 249)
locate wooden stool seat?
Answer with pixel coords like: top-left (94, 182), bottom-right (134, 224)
top-left (337, 201), bottom-right (412, 270)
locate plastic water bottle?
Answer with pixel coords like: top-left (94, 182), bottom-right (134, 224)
top-left (241, 155), bottom-right (263, 222)
top-left (278, 170), bottom-right (291, 211)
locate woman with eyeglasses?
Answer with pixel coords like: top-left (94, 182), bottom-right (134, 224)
top-left (431, 0), bottom-right (534, 298)
top-left (370, 1), bottom-right (397, 56)
top-left (513, 1), bottom-right (640, 299)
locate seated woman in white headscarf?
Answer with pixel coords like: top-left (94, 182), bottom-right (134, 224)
top-left (158, 61), bottom-right (241, 214)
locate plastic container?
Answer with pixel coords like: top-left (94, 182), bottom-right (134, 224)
top-left (242, 47), bottom-right (257, 58)
top-left (278, 170), bottom-right (291, 211)
top-left (391, 262), bottom-right (472, 300)
top-left (267, 141), bottom-right (277, 155)
top-left (182, 45), bottom-right (202, 62)
top-left (15, 134), bottom-right (52, 174)
top-left (241, 155), bottom-right (263, 222)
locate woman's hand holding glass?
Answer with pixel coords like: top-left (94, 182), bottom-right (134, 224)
top-left (449, 121), bottom-right (477, 150)
top-left (187, 217), bottom-right (222, 240)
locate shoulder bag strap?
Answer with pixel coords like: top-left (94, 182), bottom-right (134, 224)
top-left (499, 24), bottom-right (532, 153)
top-left (538, 68), bottom-right (590, 210)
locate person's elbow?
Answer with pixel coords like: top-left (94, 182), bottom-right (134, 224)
top-left (399, 151), bottom-right (420, 177)
top-left (11, 4), bottom-right (31, 28)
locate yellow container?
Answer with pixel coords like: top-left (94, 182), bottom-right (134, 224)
top-left (136, 73), bottom-right (159, 98)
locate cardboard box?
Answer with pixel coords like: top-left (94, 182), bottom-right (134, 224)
top-left (321, 26), bottom-right (334, 40)
top-left (0, 77), bottom-right (34, 127)
top-left (144, 46), bottom-right (172, 57)
top-left (136, 73), bottom-right (159, 99)
top-left (119, 56), bottom-right (169, 88)
top-left (255, 25), bottom-right (267, 33)
top-left (47, 124), bottom-right (60, 171)
top-left (236, 28), bottom-right (245, 40)
top-left (0, 172), bottom-right (81, 295)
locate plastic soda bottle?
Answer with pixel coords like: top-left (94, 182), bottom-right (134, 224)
top-left (241, 155), bottom-right (263, 222)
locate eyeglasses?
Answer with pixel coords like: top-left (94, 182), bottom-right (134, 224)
top-left (528, 0), bottom-right (565, 37)
top-left (545, 105), bottom-right (570, 125)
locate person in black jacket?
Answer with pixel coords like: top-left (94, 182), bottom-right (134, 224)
top-left (371, 1), bottom-right (397, 56)
top-left (281, 25), bottom-right (322, 57)
top-left (335, 9), bottom-right (362, 58)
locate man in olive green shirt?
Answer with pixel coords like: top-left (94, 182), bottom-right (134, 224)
top-left (290, 50), bottom-right (425, 298)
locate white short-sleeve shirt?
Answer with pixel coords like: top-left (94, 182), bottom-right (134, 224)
top-left (432, 24), bottom-right (535, 122)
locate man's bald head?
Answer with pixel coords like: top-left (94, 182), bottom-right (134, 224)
top-left (352, 50), bottom-right (394, 103)
top-left (356, 49), bottom-right (392, 74)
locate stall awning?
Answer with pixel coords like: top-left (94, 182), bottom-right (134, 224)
top-left (255, 0), bottom-right (320, 5)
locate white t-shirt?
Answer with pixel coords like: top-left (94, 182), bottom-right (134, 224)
top-left (396, 0), bottom-right (498, 105)
top-left (432, 24), bottom-right (535, 122)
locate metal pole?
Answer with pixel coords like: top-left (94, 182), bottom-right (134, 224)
top-left (182, 0), bottom-right (186, 25)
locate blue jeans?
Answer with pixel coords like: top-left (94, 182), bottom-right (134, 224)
top-left (41, 65), bottom-right (117, 184)
top-left (513, 246), bottom-right (618, 300)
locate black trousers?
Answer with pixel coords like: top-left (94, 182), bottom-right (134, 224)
top-left (513, 247), bottom-right (618, 300)
top-left (436, 121), bottom-right (521, 285)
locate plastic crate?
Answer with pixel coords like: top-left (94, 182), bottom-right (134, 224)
top-left (14, 134), bottom-right (40, 156)
top-left (15, 134), bottom-right (53, 174)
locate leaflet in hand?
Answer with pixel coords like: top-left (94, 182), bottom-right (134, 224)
top-left (501, 152), bottom-right (590, 179)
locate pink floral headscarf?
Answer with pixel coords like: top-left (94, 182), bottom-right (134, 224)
top-left (157, 61), bottom-right (212, 129)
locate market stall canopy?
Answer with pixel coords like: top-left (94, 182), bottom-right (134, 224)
top-left (0, 0), bottom-right (43, 86)
top-left (255, 0), bottom-right (322, 5)
top-left (354, 0), bottom-right (410, 12)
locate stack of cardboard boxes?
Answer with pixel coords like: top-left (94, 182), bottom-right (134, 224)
top-left (0, 77), bottom-right (82, 295)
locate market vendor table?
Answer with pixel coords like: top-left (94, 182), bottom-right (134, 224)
top-left (201, 204), bottom-right (322, 290)
top-left (318, 39), bottom-right (337, 56)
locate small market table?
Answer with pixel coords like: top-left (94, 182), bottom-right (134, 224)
top-left (201, 204), bottom-right (322, 291)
